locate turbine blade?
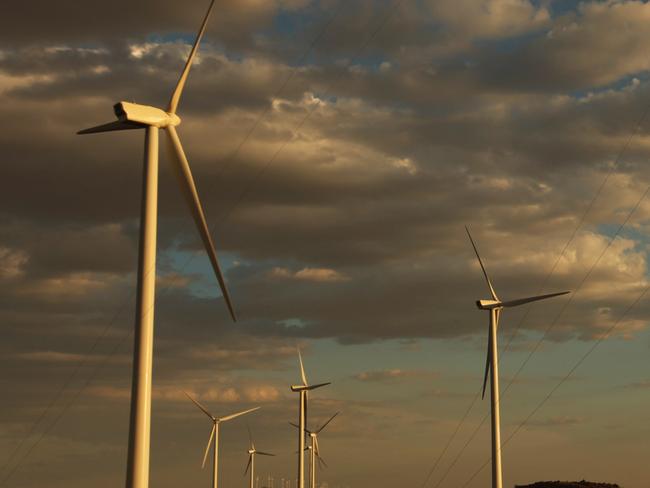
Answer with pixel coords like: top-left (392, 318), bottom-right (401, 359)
top-left (247, 423), bottom-right (254, 450)
top-left (165, 126), bottom-right (237, 321)
top-left (185, 391), bottom-right (214, 420)
top-left (219, 406), bottom-right (260, 422)
top-left (305, 382), bottom-right (330, 391)
top-left (288, 421), bottom-right (313, 436)
top-left (298, 347), bottom-right (308, 386)
top-left (500, 291), bottom-right (570, 308)
top-left (244, 454), bottom-right (252, 475)
top-left (77, 120), bottom-right (144, 135)
top-left (317, 453), bottom-right (328, 469)
top-left (167, 0), bottom-right (216, 114)
top-left (202, 424), bottom-right (216, 469)
top-left (256, 451), bottom-right (275, 457)
top-left (481, 324), bottom-right (491, 400)
top-left (465, 226), bottom-right (499, 301)
top-left (316, 412), bottom-right (339, 434)
top-left (314, 436), bottom-right (320, 455)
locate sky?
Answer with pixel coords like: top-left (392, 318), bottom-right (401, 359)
top-left (1, 0), bottom-right (650, 487)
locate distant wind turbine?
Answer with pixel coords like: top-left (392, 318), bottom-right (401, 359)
top-left (291, 412), bottom-right (338, 488)
top-left (77, 2), bottom-right (235, 488)
top-left (291, 349), bottom-right (330, 488)
top-left (185, 392), bottom-right (259, 488)
top-left (245, 427), bottom-right (274, 488)
top-left (466, 227), bottom-right (569, 488)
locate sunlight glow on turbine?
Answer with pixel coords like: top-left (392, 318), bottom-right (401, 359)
top-left (77, 2), bottom-right (235, 487)
top-left (466, 227), bottom-right (570, 488)
top-left (291, 412), bottom-right (338, 488)
top-left (244, 426), bottom-right (275, 488)
top-left (185, 392), bottom-right (259, 488)
top-left (290, 348), bottom-right (330, 488)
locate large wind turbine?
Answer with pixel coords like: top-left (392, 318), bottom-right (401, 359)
top-left (291, 412), bottom-right (338, 488)
top-left (290, 349), bottom-right (330, 488)
top-left (466, 227), bottom-right (569, 488)
top-left (244, 427), bottom-right (274, 488)
top-left (185, 392), bottom-right (259, 488)
top-left (78, 2), bottom-right (235, 488)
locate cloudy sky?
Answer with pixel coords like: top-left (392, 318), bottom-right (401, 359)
top-left (1, 0), bottom-right (650, 487)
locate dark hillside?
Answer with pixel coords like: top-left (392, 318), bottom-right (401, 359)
top-left (516, 482), bottom-right (620, 488)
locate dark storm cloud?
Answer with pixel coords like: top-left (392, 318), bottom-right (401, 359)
top-left (3, 15), bottom-right (650, 348)
top-left (1, 0), bottom-right (649, 422)
top-left (0, 0), bottom-right (283, 48)
top-left (352, 368), bottom-right (438, 382)
top-left (4, 3), bottom-right (650, 487)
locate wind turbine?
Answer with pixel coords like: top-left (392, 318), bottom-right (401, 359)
top-left (291, 412), bottom-right (338, 488)
top-left (244, 427), bottom-right (275, 488)
top-left (78, 2), bottom-right (235, 488)
top-left (466, 227), bottom-right (569, 488)
top-left (185, 392), bottom-right (259, 488)
top-left (291, 349), bottom-right (330, 488)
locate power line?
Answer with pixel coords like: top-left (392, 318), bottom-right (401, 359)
top-left (419, 392), bottom-right (481, 488)
top-left (1, 3), bottom-right (347, 482)
top-left (1, 1), bottom-right (408, 484)
top-left (0, 329), bottom-right (134, 487)
top-left (418, 99), bottom-right (650, 488)
top-left (459, 278), bottom-right (650, 488)
top-left (208, 0), bottom-right (347, 185)
top-left (0, 1), bottom-right (345, 478)
top-left (430, 184), bottom-right (650, 488)
top-left (500, 101), bottom-right (650, 356)
top-left (0, 288), bottom-right (136, 483)
top-left (203, 0), bottom-right (410, 235)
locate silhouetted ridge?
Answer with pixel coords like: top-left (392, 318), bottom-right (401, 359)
top-left (516, 481), bottom-right (620, 488)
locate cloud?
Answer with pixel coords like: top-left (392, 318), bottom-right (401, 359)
top-left (0, 247), bottom-right (28, 279)
top-left (156, 272), bottom-right (194, 288)
top-left (526, 415), bottom-right (585, 427)
top-left (2, 3), bottom-right (650, 487)
top-left (625, 379), bottom-right (650, 389)
top-left (269, 266), bottom-right (349, 282)
top-left (352, 369), bottom-right (437, 383)
top-left (0, 0), bottom-right (283, 48)
top-left (12, 351), bottom-right (128, 364)
top-left (88, 383), bottom-right (282, 404)
top-left (185, 341), bottom-right (297, 369)
top-left (425, 0), bottom-right (550, 40)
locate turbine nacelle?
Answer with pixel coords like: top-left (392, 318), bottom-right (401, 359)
top-left (466, 226), bottom-right (570, 406)
top-left (476, 299), bottom-right (501, 310)
top-left (114, 101), bottom-right (181, 128)
top-left (477, 292), bottom-right (570, 311)
top-left (290, 382), bottom-right (330, 392)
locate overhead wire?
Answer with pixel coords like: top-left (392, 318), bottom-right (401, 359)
top-left (0, 1), bottom-right (408, 484)
top-left (208, 0), bottom-right (348, 185)
top-left (459, 275), bottom-right (650, 487)
top-left (0, 2), bottom-right (346, 483)
top-left (419, 98), bottom-right (650, 488)
top-left (431, 183), bottom-right (650, 488)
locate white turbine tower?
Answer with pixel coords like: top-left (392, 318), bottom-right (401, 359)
top-left (185, 392), bottom-right (259, 488)
top-left (291, 349), bottom-right (330, 488)
top-left (466, 227), bottom-right (570, 488)
top-left (78, 2), bottom-right (235, 488)
top-left (291, 412), bottom-right (338, 488)
top-left (244, 427), bottom-right (275, 488)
